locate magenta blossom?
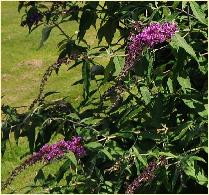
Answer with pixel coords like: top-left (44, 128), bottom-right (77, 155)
top-left (2, 136), bottom-right (86, 191)
top-left (123, 22), bottom-right (178, 78)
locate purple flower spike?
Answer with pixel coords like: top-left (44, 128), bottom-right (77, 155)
top-left (2, 136), bottom-right (86, 191)
top-left (120, 22), bottom-right (178, 80)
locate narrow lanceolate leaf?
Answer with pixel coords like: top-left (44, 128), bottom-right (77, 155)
top-left (85, 142), bottom-right (103, 149)
top-left (39, 26), bottom-right (53, 48)
top-left (190, 1), bottom-right (208, 26)
top-left (101, 149), bottom-right (113, 160)
top-left (182, 156), bottom-right (208, 186)
top-left (66, 151), bottom-right (77, 166)
top-left (171, 33), bottom-right (196, 59)
top-left (167, 78), bottom-right (173, 93)
top-left (132, 146), bottom-right (147, 166)
top-left (113, 56), bottom-right (124, 76)
top-left (140, 86), bottom-right (151, 105)
top-left (177, 76), bottom-right (191, 93)
top-left (172, 121), bottom-right (194, 141)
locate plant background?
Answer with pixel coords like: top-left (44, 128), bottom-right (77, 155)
top-left (1, 1), bottom-right (208, 194)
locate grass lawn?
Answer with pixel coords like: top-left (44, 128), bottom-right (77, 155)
top-left (1, 2), bottom-right (111, 193)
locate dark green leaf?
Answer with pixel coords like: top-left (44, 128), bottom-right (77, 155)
top-left (78, 10), bottom-right (97, 40)
top-left (34, 169), bottom-right (45, 185)
top-left (132, 146), bottom-right (147, 166)
top-left (97, 19), bottom-right (118, 45)
top-left (39, 26), bottom-right (53, 48)
top-left (56, 159), bottom-right (71, 183)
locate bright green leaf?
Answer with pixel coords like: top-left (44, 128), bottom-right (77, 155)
top-left (85, 141), bottom-right (103, 149)
top-left (177, 76), bottom-right (191, 93)
top-left (113, 56), bottom-right (124, 76)
top-left (101, 149), bottom-right (113, 160)
top-left (167, 78), bottom-right (173, 93)
top-left (171, 33), bottom-right (197, 59)
top-left (132, 146), bottom-right (147, 166)
top-left (66, 151), bottom-right (77, 166)
top-left (140, 86), bottom-right (151, 105)
top-left (190, 1), bottom-right (208, 25)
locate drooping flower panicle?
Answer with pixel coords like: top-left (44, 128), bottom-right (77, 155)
top-left (121, 22), bottom-right (177, 79)
top-left (103, 22), bottom-right (177, 101)
top-left (125, 156), bottom-right (167, 194)
top-left (2, 136), bottom-right (86, 191)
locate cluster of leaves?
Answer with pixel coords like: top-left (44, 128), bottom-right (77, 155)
top-left (2, 1), bottom-right (208, 193)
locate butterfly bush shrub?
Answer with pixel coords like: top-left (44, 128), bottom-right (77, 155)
top-left (1, 1), bottom-right (208, 194)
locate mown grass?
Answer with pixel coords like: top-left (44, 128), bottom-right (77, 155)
top-left (1, 1), bottom-right (122, 193)
top-left (1, 2), bottom-right (89, 193)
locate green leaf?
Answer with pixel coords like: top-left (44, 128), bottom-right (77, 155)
top-left (56, 159), bottom-right (71, 183)
top-left (198, 104), bottom-right (208, 118)
top-left (172, 121), bottom-right (194, 141)
top-left (182, 1), bottom-right (187, 9)
top-left (140, 86), bottom-right (151, 105)
top-left (43, 91), bottom-right (59, 98)
top-left (78, 10), bottom-right (97, 40)
top-left (134, 158), bottom-right (140, 175)
top-left (163, 7), bottom-right (171, 17)
top-left (82, 60), bottom-right (91, 99)
top-left (97, 19), bottom-right (118, 45)
top-left (171, 33), bottom-right (197, 59)
top-left (104, 58), bottom-right (115, 82)
top-left (172, 167), bottom-right (180, 191)
top-left (158, 152), bottom-right (178, 159)
top-left (190, 1), bottom-right (208, 25)
top-left (34, 169), bottom-right (45, 185)
top-left (132, 146), bottom-right (147, 166)
top-left (150, 94), bottom-right (163, 127)
top-left (182, 156), bottom-right (208, 186)
top-left (177, 76), bottom-right (191, 93)
top-left (69, 113), bottom-right (80, 120)
top-left (172, 1), bottom-right (180, 9)
top-left (113, 56), bottom-right (124, 76)
top-left (167, 78), bottom-right (173, 93)
top-left (101, 149), bottom-right (113, 160)
top-left (188, 156), bottom-right (206, 163)
top-left (27, 123), bottom-right (36, 153)
top-left (66, 151), bottom-right (77, 166)
top-left (85, 141), bottom-right (103, 149)
top-left (39, 26), bottom-right (53, 48)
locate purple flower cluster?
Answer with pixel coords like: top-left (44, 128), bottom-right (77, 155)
top-left (36, 136), bottom-right (86, 162)
top-left (125, 156), bottom-right (167, 194)
top-left (122, 22), bottom-right (177, 79)
top-left (102, 22), bottom-right (177, 102)
top-left (2, 136), bottom-right (86, 191)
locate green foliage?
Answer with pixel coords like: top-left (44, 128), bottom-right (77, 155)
top-left (2, 1), bottom-right (208, 194)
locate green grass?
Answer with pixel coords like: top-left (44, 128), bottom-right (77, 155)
top-left (1, 2), bottom-right (83, 193)
top-left (1, 2), bottom-right (121, 193)
top-left (1, 2), bottom-right (83, 110)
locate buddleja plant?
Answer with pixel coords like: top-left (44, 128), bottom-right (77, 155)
top-left (2, 1), bottom-right (208, 194)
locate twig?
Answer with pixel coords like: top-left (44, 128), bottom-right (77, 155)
top-left (53, 22), bottom-right (70, 39)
